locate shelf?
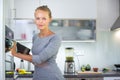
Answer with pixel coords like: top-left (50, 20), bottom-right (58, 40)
top-left (16, 40), bottom-right (32, 43)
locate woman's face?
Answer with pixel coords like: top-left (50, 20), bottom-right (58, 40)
top-left (34, 10), bottom-right (51, 30)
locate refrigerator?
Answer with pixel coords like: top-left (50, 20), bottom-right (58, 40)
top-left (5, 25), bottom-right (15, 80)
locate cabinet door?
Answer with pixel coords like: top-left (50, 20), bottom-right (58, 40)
top-left (17, 78), bottom-right (32, 80)
top-left (40, 0), bottom-right (97, 19)
top-left (14, 0), bottom-right (39, 19)
top-left (50, 19), bottom-right (96, 42)
top-left (65, 78), bottom-right (78, 80)
top-left (4, 0), bottom-right (14, 26)
top-left (104, 77), bottom-right (120, 80)
top-left (66, 78), bottom-right (103, 80)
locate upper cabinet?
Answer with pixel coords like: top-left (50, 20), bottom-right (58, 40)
top-left (49, 19), bottom-right (96, 42)
top-left (13, 0), bottom-right (97, 42)
top-left (4, 0), bottom-right (14, 26)
top-left (13, 19), bottom-right (96, 42)
top-left (14, 0), bottom-right (39, 19)
top-left (40, 0), bottom-right (97, 19)
top-left (14, 0), bottom-right (97, 19)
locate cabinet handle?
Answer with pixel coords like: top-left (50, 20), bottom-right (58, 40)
top-left (12, 8), bottom-right (16, 18)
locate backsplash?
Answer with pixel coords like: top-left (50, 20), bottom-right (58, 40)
top-left (14, 31), bottom-right (120, 73)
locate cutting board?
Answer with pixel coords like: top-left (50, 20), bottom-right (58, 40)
top-left (77, 71), bottom-right (102, 74)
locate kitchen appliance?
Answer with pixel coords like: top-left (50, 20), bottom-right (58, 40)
top-left (114, 64), bottom-right (120, 72)
top-left (111, 0), bottom-right (120, 31)
top-left (64, 47), bottom-right (75, 73)
top-left (5, 25), bottom-right (15, 80)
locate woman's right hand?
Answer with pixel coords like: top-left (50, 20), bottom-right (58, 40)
top-left (10, 41), bottom-right (17, 56)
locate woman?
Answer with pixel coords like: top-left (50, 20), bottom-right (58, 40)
top-left (11, 5), bottom-right (65, 80)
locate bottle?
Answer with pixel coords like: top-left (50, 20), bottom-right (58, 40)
top-left (20, 59), bottom-right (25, 69)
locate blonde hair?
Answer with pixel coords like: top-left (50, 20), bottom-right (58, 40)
top-left (35, 5), bottom-right (52, 18)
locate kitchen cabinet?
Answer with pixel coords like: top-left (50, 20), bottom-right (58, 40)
top-left (104, 77), bottom-right (120, 80)
top-left (14, 0), bottom-right (97, 19)
top-left (14, 0), bottom-right (39, 19)
top-left (50, 19), bottom-right (96, 42)
top-left (17, 78), bottom-right (32, 80)
top-left (66, 78), bottom-right (103, 80)
top-left (40, 0), bottom-right (97, 19)
top-left (13, 0), bottom-right (97, 42)
top-left (5, 78), bottom-right (14, 80)
top-left (13, 19), bottom-right (96, 42)
top-left (4, 0), bottom-right (14, 27)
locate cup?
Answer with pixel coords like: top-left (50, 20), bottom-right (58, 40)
top-left (93, 67), bottom-right (98, 72)
top-left (21, 33), bottom-right (26, 40)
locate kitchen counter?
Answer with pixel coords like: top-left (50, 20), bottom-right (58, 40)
top-left (64, 72), bottom-right (102, 78)
top-left (102, 71), bottom-right (120, 77)
top-left (6, 71), bottom-right (120, 79)
top-left (64, 71), bottom-right (120, 78)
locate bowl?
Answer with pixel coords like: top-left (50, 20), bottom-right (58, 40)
top-left (93, 67), bottom-right (98, 72)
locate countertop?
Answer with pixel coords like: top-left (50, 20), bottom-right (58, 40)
top-left (6, 71), bottom-right (120, 78)
top-left (64, 71), bottom-right (120, 78)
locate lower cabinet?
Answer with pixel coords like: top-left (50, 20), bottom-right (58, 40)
top-left (104, 77), bottom-right (120, 80)
top-left (5, 78), bottom-right (14, 80)
top-left (65, 78), bottom-right (103, 80)
top-left (17, 78), bottom-right (32, 80)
